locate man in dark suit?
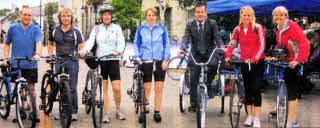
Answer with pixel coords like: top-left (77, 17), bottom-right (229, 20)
top-left (178, 3), bottom-right (223, 112)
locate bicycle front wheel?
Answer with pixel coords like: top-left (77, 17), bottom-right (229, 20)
top-left (167, 56), bottom-right (188, 81)
top-left (179, 75), bottom-right (188, 113)
top-left (83, 71), bottom-right (94, 114)
top-left (92, 77), bottom-right (103, 128)
top-left (16, 82), bottom-right (37, 128)
top-left (229, 79), bottom-right (241, 128)
top-left (140, 80), bottom-right (147, 128)
top-left (0, 79), bottom-right (10, 119)
top-left (277, 81), bottom-right (288, 128)
top-left (40, 73), bottom-right (53, 114)
top-left (59, 77), bottom-right (72, 128)
top-left (196, 84), bottom-right (206, 128)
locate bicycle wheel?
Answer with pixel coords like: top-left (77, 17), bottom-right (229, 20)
top-left (277, 81), bottom-right (288, 128)
top-left (92, 77), bottom-right (103, 128)
top-left (229, 79), bottom-right (241, 128)
top-left (40, 73), bottom-right (53, 114)
top-left (219, 74), bottom-right (225, 114)
top-left (59, 77), bottom-right (72, 128)
top-left (167, 56), bottom-right (188, 81)
top-left (83, 71), bottom-right (94, 114)
top-left (140, 80), bottom-right (147, 128)
top-left (16, 82), bottom-right (37, 128)
top-left (0, 79), bottom-right (10, 119)
top-left (196, 84), bottom-right (206, 128)
top-left (179, 74), bottom-right (188, 113)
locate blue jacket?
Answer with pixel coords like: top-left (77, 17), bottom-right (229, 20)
top-left (134, 23), bottom-right (170, 61)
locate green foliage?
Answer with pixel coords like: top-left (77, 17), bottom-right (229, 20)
top-left (7, 9), bottom-right (19, 23)
top-left (0, 8), bottom-right (11, 16)
top-left (44, 2), bottom-right (58, 29)
top-left (177, 0), bottom-right (208, 9)
top-left (87, 0), bottom-right (104, 5)
top-left (108, 0), bottom-right (143, 41)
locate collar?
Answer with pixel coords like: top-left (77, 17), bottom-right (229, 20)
top-left (239, 23), bottom-right (253, 29)
top-left (196, 19), bottom-right (206, 27)
top-left (58, 25), bottom-right (75, 32)
top-left (277, 19), bottom-right (290, 33)
top-left (142, 22), bottom-right (160, 29)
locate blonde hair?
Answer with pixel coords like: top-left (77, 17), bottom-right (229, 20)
top-left (239, 6), bottom-right (257, 28)
top-left (272, 6), bottom-right (289, 17)
top-left (145, 8), bottom-right (158, 17)
top-left (57, 8), bottom-right (73, 25)
top-left (20, 5), bottom-right (31, 14)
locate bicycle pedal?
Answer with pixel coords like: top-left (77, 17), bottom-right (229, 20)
top-left (127, 89), bottom-right (133, 95)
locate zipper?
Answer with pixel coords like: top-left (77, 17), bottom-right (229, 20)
top-left (151, 27), bottom-right (154, 60)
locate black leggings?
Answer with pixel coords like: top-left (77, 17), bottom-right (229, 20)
top-left (241, 60), bottom-right (265, 107)
top-left (284, 67), bottom-right (300, 101)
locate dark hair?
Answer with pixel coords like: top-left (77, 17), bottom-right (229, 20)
top-left (20, 5), bottom-right (31, 14)
top-left (57, 8), bottom-right (73, 25)
top-left (315, 29), bottom-right (320, 35)
top-left (195, 3), bottom-right (206, 11)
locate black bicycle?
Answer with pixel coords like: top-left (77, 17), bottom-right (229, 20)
top-left (127, 58), bottom-right (150, 128)
top-left (0, 57), bottom-right (37, 128)
top-left (39, 55), bottom-right (76, 128)
top-left (82, 54), bottom-right (115, 128)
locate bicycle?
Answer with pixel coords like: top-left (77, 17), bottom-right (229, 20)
top-left (180, 47), bottom-right (221, 128)
top-left (127, 58), bottom-right (150, 128)
top-left (0, 57), bottom-right (37, 128)
top-left (39, 55), bottom-right (77, 128)
top-left (82, 54), bottom-right (115, 128)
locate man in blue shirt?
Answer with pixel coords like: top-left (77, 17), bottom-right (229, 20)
top-left (4, 5), bottom-right (42, 122)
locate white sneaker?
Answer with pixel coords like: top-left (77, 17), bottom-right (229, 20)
top-left (103, 112), bottom-right (111, 123)
top-left (116, 110), bottom-right (126, 120)
top-left (292, 120), bottom-right (299, 127)
top-left (287, 122), bottom-right (293, 128)
top-left (244, 115), bottom-right (253, 127)
top-left (71, 114), bottom-right (78, 121)
top-left (253, 117), bottom-right (261, 128)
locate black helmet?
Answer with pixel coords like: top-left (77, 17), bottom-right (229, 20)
top-left (99, 4), bottom-right (113, 14)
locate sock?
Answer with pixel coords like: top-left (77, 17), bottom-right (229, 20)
top-left (154, 111), bottom-right (160, 114)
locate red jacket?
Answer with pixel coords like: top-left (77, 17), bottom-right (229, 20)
top-left (226, 24), bottom-right (265, 63)
top-left (275, 20), bottom-right (310, 63)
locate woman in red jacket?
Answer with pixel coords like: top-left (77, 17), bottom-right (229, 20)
top-left (273, 6), bottom-right (310, 127)
top-left (225, 6), bottom-right (265, 128)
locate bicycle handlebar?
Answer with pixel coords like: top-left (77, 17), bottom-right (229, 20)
top-left (181, 44), bottom-right (221, 66)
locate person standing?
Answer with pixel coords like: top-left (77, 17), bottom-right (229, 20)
top-left (48, 8), bottom-right (85, 121)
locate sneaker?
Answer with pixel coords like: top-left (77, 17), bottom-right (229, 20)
top-left (292, 120), bottom-right (299, 127)
top-left (138, 115), bottom-right (145, 124)
top-left (71, 114), bottom-right (78, 121)
top-left (116, 110), bottom-right (126, 120)
top-left (29, 115), bottom-right (40, 122)
top-left (253, 117), bottom-right (261, 128)
top-left (103, 112), bottom-right (111, 123)
top-left (244, 115), bottom-right (253, 127)
top-left (188, 106), bottom-right (196, 113)
top-left (153, 113), bottom-right (162, 123)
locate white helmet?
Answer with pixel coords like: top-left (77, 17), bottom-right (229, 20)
top-left (99, 4), bottom-right (113, 14)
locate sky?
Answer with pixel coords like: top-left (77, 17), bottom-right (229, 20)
top-left (0, 0), bottom-right (58, 10)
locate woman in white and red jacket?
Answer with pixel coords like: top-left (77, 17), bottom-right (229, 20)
top-left (273, 6), bottom-right (310, 127)
top-left (225, 6), bottom-right (265, 128)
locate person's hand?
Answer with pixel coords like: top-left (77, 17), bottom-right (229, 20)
top-left (162, 59), bottom-right (168, 71)
top-left (33, 54), bottom-right (40, 61)
top-left (177, 49), bottom-right (185, 56)
top-left (136, 57), bottom-right (141, 62)
top-left (225, 58), bottom-right (230, 63)
top-left (221, 48), bottom-right (228, 53)
top-left (289, 60), bottom-right (298, 69)
top-left (3, 60), bottom-right (9, 67)
top-left (80, 51), bottom-right (87, 58)
top-left (113, 52), bottom-right (119, 56)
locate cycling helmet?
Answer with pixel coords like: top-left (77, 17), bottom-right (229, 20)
top-left (99, 4), bottom-right (113, 14)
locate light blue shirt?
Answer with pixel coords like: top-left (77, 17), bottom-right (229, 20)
top-left (84, 23), bottom-right (125, 60)
top-left (134, 23), bottom-right (171, 61)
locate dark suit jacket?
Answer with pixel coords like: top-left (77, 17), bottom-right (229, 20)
top-left (182, 19), bottom-right (223, 54)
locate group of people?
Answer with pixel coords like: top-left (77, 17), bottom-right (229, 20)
top-left (2, 2), bottom-right (316, 128)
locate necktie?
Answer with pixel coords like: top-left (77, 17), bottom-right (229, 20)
top-left (311, 46), bottom-right (320, 60)
top-left (198, 23), bottom-right (206, 54)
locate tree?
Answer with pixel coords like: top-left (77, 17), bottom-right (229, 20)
top-left (0, 8), bottom-right (11, 16)
top-left (177, 0), bottom-right (208, 9)
top-left (109, 0), bottom-right (143, 41)
top-left (156, 0), bottom-right (169, 25)
top-left (7, 8), bottom-right (19, 23)
top-left (44, 2), bottom-right (58, 30)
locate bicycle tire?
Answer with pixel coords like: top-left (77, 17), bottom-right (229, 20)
top-left (277, 81), bottom-right (288, 128)
top-left (179, 75), bottom-right (187, 113)
top-left (0, 79), bottom-right (10, 119)
top-left (229, 79), bottom-right (241, 128)
top-left (16, 82), bottom-right (37, 128)
top-left (140, 79), bottom-right (147, 128)
top-left (167, 56), bottom-right (188, 81)
top-left (219, 75), bottom-right (225, 114)
top-left (196, 85), bottom-right (206, 128)
top-left (59, 77), bottom-right (72, 128)
top-left (92, 77), bottom-right (103, 128)
top-left (84, 71), bottom-right (94, 114)
top-left (40, 73), bottom-right (53, 114)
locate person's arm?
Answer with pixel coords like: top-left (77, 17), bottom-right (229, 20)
top-left (75, 29), bottom-right (85, 51)
top-left (133, 27), bottom-right (142, 59)
top-left (115, 26), bottom-right (125, 55)
top-left (252, 25), bottom-right (266, 63)
top-left (162, 27), bottom-right (171, 61)
top-left (211, 20), bottom-right (223, 48)
top-left (291, 23), bottom-right (310, 63)
top-left (83, 26), bottom-right (98, 53)
top-left (225, 27), bottom-right (239, 59)
top-left (48, 28), bottom-right (55, 56)
top-left (33, 25), bottom-right (43, 61)
top-left (181, 21), bottom-right (192, 49)
top-left (3, 43), bottom-right (10, 58)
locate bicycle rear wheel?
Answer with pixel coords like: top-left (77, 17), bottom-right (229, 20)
top-left (277, 81), bottom-right (288, 128)
top-left (139, 80), bottom-right (147, 128)
top-left (219, 74), bottom-right (225, 114)
top-left (16, 82), bottom-right (37, 128)
top-left (40, 73), bottom-right (53, 114)
top-left (92, 77), bottom-right (103, 128)
top-left (229, 79), bottom-right (241, 128)
top-left (59, 77), bottom-right (72, 128)
top-left (0, 79), bottom-right (10, 119)
top-left (167, 56), bottom-right (188, 81)
top-left (196, 84), bottom-right (206, 128)
top-left (83, 71), bottom-right (94, 114)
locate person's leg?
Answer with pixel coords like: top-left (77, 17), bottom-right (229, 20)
top-left (153, 61), bottom-right (166, 111)
top-left (69, 61), bottom-right (79, 115)
top-left (241, 64), bottom-right (254, 126)
top-left (284, 68), bottom-right (299, 123)
top-left (189, 63), bottom-right (201, 109)
top-left (207, 65), bottom-right (217, 98)
top-left (253, 60), bottom-right (264, 118)
top-left (140, 63), bottom-right (153, 102)
top-left (103, 80), bottom-right (109, 112)
top-left (22, 68), bottom-right (39, 122)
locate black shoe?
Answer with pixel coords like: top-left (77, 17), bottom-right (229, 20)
top-left (153, 113), bottom-right (161, 123)
top-left (29, 115), bottom-right (40, 122)
top-left (138, 115), bottom-right (145, 124)
top-left (145, 108), bottom-right (149, 114)
top-left (188, 106), bottom-right (196, 113)
top-left (13, 110), bottom-right (27, 123)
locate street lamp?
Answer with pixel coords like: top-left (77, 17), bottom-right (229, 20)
top-left (81, 5), bottom-right (85, 38)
